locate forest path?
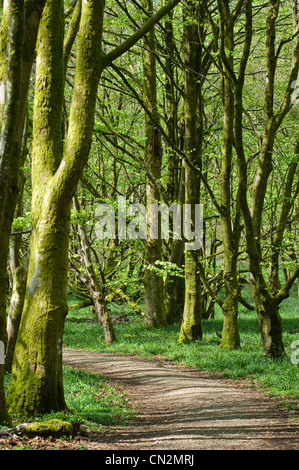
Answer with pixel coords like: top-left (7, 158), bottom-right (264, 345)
top-left (63, 348), bottom-right (299, 451)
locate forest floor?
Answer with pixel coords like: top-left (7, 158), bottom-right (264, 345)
top-left (63, 349), bottom-right (299, 451)
top-left (2, 348), bottom-right (299, 451)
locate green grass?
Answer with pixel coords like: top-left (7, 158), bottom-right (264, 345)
top-left (3, 288), bottom-right (298, 446)
top-left (4, 361), bottom-right (136, 438)
top-left (50, 367), bottom-right (134, 427)
top-left (61, 366), bottom-right (135, 427)
top-left (64, 288), bottom-right (299, 406)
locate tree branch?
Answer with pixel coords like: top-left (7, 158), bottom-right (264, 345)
top-left (275, 265), bottom-right (299, 304)
top-left (102, 0), bottom-right (181, 69)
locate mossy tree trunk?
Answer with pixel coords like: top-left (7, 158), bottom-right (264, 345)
top-left (0, 0), bottom-right (46, 424)
top-left (7, 0), bottom-right (105, 417)
top-left (179, 1), bottom-right (203, 344)
top-left (143, 0), bottom-right (166, 328)
top-left (217, 3), bottom-right (244, 350)
top-left (0, 0), bottom-right (27, 426)
top-left (163, 7), bottom-right (184, 325)
top-left (7, 0), bottom-right (67, 416)
top-left (6, 0), bottom-right (181, 417)
top-left (235, 0), bottom-right (299, 358)
top-left (164, 169), bottom-right (185, 324)
top-left (5, 170), bottom-right (28, 373)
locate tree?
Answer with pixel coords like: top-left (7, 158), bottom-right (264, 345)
top-left (214, 0), bottom-right (249, 349)
top-left (199, 0), bottom-right (299, 356)
top-left (143, 0), bottom-right (166, 328)
top-left (178, 0), bottom-right (203, 343)
top-left (7, 0), bottom-right (182, 417)
top-left (0, 0), bottom-right (45, 426)
top-left (72, 195), bottom-right (116, 345)
top-left (7, 0), bottom-right (105, 416)
top-left (235, 0), bottom-right (299, 357)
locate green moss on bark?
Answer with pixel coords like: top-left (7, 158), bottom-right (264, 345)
top-left (142, 0), bottom-right (166, 329)
top-left (179, 252), bottom-right (202, 344)
top-left (6, 0), bottom-right (67, 418)
top-left (179, 3), bottom-right (203, 343)
top-left (7, 204), bottom-right (70, 416)
top-left (7, 0), bottom-right (105, 418)
top-left (24, 419), bottom-right (75, 438)
top-left (220, 297), bottom-right (240, 350)
top-left (0, 4), bottom-right (9, 85)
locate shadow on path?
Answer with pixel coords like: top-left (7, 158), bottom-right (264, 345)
top-left (63, 349), bottom-right (299, 451)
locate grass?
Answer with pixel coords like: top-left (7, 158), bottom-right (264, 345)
top-left (57, 366), bottom-right (135, 427)
top-left (3, 286), bottom-right (298, 444)
top-left (3, 358), bottom-right (137, 439)
top-left (64, 287), bottom-right (299, 407)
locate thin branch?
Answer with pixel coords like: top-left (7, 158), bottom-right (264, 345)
top-left (102, 0), bottom-right (182, 69)
top-left (275, 265), bottom-right (299, 303)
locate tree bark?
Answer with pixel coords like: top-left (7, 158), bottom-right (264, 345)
top-left (143, 0), bottom-right (166, 328)
top-left (0, 0), bottom-right (27, 426)
top-left (164, 164), bottom-right (185, 324)
top-left (0, 0), bottom-right (46, 424)
top-left (7, 0), bottom-right (105, 417)
top-left (217, 3), bottom-right (243, 350)
top-left (5, 171), bottom-right (28, 373)
top-left (179, 1), bottom-right (203, 343)
top-left (236, 0), bottom-right (299, 358)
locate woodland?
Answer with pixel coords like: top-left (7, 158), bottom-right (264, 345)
top-left (0, 0), bottom-right (298, 441)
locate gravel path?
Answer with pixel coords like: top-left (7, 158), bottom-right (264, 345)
top-left (63, 348), bottom-right (299, 451)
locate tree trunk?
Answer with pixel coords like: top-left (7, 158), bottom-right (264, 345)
top-left (0, 0), bottom-right (27, 426)
top-left (236, 0), bottom-right (299, 358)
top-left (163, 7), bottom-right (184, 325)
top-left (252, 282), bottom-right (285, 358)
top-left (5, 171), bottom-right (28, 373)
top-left (7, 203), bottom-right (70, 414)
top-left (164, 162), bottom-right (185, 324)
top-left (0, 0), bottom-right (46, 423)
top-left (217, 4), bottom-right (243, 350)
top-left (179, 2), bottom-right (203, 343)
top-left (7, 0), bottom-right (67, 416)
top-left (73, 195), bottom-right (116, 345)
top-left (7, 0), bottom-right (105, 417)
top-left (142, 0), bottom-right (166, 328)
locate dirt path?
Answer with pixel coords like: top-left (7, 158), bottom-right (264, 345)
top-left (63, 348), bottom-right (299, 451)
